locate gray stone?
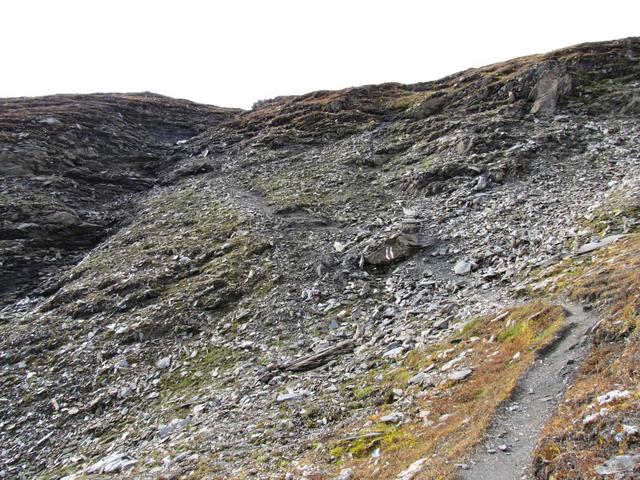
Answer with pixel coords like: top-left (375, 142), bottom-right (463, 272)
top-left (39, 117), bottom-right (62, 125)
top-left (157, 418), bottom-right (189, 438)
top-left (156, 356), bottom-right (171, 370)
top-left (432, 318), bottom-right (449, 330)
top-left (473, 175), bottom-right (488, 192)
top-left (530, 66), bottom-right (572, 115)
top-left (576, 235), bottom-right (623, 255)
top-left (453, 260), bottom-right (474, 275)
top-left (408, 372), bottom-right (426, 385)
top-left (86, 453), bottom-right (137, 474)
top-left (383, 347), bottom-right (404, 359)
top-left (597, 389), bottom-right (631, 405)
top-left (380, 411), bottom-right (404, 424)
top-left (337, 468), bottom-right (355, 480)
top-left (119, 386), bottom-right (134, 399)
top-left (396, 458), bottom-right (427, 480)
top-left (364, 233), bottom-right (432, 266)
top-left (407, 95), bottom-right (448, 119)
top-left (276, 390), bottom-right (310, 402)
top-left (595, 454), bottom-right (640, 475)
top-left (448, 368), bottom-right (473, 381)
top-left (334, 241), bottom-right (347, 253)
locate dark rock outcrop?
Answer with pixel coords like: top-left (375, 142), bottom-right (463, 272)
top-left (0, 93), bottom-right (239, 303)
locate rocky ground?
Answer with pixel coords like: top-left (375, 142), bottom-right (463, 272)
top-left (1, 38), bottom-right (639, 479)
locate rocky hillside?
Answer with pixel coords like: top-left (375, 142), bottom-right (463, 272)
top-left (0, 93), bottom-right (239, 305)
top-left (1, 38), bottom-right (639, 480)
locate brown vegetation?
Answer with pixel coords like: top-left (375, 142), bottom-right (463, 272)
top-left (533, 234), bottom-right (640, 479)
top-left (314, 302), bottom-right (566, 479)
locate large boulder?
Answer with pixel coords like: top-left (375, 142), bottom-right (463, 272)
top-left (529, 64), bottom-right (572, 115)
top-left (406, 94), bottom-right (449, 119)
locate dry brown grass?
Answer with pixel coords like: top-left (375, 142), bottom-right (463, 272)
top-left (308, 301), bottom-right (566, 479)
top-left (533, 234), bottom-right (640, 479)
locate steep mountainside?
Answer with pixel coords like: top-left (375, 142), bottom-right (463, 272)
top-left (1, 38), bottom-right (639, 480)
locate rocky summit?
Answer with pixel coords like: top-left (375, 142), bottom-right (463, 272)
top-left (1, 38), bottom-right (639, 480)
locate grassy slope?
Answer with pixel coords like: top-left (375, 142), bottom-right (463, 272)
top-left (296, 201), bottom-right (640, 480)
top-left (532, 234), bottom-right (640, 479)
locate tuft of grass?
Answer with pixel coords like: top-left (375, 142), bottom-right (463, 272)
top-left (353, 385), bottom-right (379, 400)
top-left (330, 423), bottom-right (413, 461)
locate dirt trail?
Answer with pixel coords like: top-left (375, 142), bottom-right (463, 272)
top-left (224, 180), bottom-right (340, 231)
top-left (458, 303), bottom-right (599, 480)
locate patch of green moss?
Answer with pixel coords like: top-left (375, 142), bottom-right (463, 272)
top-left (353, 385), bottom-right (379, 400)
top-left (249, 163), bottom-right (389, 216)
top-left (497, 321), bottom-right (529, 342)
top-left (388, 368), bottom-right (412, 386)
top-left (329, 423), bottom-right (413, 461)
top-left (329, 445), bottom-right (346, 458)
top-left (497, 305), bottom-right (563, 345)
top-left (448, 317), bottom-right (482, 343)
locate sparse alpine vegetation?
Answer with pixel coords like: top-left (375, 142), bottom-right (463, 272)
top-left (1, 38), bottom-right (640, 480)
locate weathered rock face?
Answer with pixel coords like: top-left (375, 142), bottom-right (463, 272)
top-left (1, 38), bottom-right (639, 479)
top-left (0, 93), bottom-right (239, 304)
top-left (529, 62), bottom-right (572, 114)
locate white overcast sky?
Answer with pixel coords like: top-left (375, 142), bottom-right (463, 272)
top-left (1, 1), bottom-right (638, 109)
